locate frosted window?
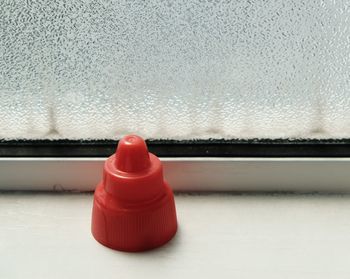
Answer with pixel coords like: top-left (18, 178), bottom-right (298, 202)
top-left (1, 1), bottom-right (349, 140)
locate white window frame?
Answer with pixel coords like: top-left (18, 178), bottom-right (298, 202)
top-left (0, 157), bottom-right (349, 192)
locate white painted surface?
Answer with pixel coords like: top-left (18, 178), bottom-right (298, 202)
top-left (2, 157), bottom-right (350, 192)
top-left (1, 193), bottom-right (350, 278)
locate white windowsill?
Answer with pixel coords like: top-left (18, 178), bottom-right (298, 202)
top-left (1, 192), bottom-right (350, 279)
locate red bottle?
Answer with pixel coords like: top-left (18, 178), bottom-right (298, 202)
top-left (91, 135), bottom-right (177, 252)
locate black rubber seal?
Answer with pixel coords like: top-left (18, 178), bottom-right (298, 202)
top-left (1, 139), bottom-right (350, 157)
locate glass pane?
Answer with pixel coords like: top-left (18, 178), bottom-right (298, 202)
top-left (1, 1), bottom-right (349, 140)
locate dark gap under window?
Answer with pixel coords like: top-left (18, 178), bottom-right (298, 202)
top-left (1, 139), bottom-right (350, 157)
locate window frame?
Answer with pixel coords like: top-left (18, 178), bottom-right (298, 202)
top-left (1, 139), bottom-right (350, 192)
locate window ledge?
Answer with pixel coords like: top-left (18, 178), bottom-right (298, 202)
top-left (1, 193), bottom-right (350, 278)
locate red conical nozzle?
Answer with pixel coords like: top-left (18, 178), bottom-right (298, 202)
top-left (114, 135), bottom-right (150, 172)
top-left (91, 134), bottom-right (178, 252)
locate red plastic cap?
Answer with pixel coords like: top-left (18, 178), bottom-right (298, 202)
top-left (91, 135), bottom-right (177, 252)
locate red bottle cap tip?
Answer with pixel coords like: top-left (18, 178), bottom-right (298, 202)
top-left (114, 135), bottom-right (150, 172)
top-left (91, 134), bottom-right (178, 252)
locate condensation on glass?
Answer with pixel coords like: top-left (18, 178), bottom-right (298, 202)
top-left (1, 1), bottom-right (349, 140)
